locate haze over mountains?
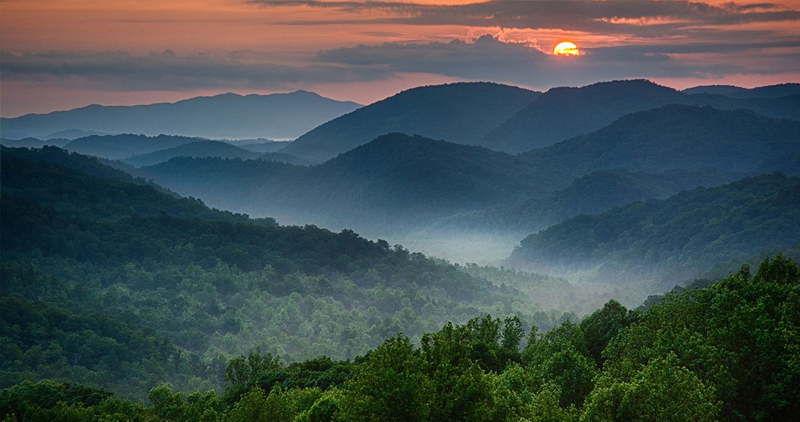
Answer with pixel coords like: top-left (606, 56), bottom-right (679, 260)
top-left (1, 91), bottom-right (361, 140)
top-left (433, 168), bottom-right (742, 238)
top-left (3, 79), bottom-right (800, 418)
top-left (134, 102), bottom-right (799, 242)
top-left (4, 79), bottom-right (799, 275)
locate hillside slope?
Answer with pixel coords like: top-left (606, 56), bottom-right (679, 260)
top-left (509, 173), bottom-right (800, 284)
top-left (434, 168), bottom-right (742, 236)
top-left (64, 134), bottom-right (209, 160)
top-left (520, 105), bottom-right (800, 188)
top-left (123, 140), bottom-right (261, 167)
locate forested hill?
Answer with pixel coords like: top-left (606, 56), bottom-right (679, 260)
top-left (509, 173), bottom-right (800, 284)
top-left (280, 82), bottom-right (540, 163)
top-left (0, 146), bottom-right (268, 224)
top-left (123, 141), bottom-right (261, 167)
top-left (1, 146), bottom-right (572, 397)
top-left (520, 104), bottom-right (800, 188)
top-left (293, 133), bottom-right (550, 212)
top-left (64, 134), bottom-right (209, 160)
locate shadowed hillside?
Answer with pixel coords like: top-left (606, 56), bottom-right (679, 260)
top-left (520, 104), bottom-right (800, 188)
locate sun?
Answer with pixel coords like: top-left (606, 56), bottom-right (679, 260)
top-left (553, 41), bottom-right (580, 56)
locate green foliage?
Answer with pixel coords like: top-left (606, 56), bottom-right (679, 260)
top-left (2, 145), bottom-right (551, 400)
top-left (1, 146), bottom-right (273, 225)
top-left (224, 350), bottom-right (282, 391)
top-left (581, 353), bottom-right (719, 422)
top-left (600, 255), bottom-right (800, 421)
top-left (2, 256), bottom-right (798, 422)
top-left (337, 335), bottom-right (429, 422)
top-left (0, 293), bottom-right (207, 396)
top-left (4, 133), bottom-right (800, 422)
top-left (523, 321), bottom-right (596, 409)
top-left (579, 300), bottom-right (631, 366)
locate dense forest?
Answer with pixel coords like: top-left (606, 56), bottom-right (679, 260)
top-left (3, 256), bottom-right (798, 421)
top-left (1, 146), bottom-right (580, 397)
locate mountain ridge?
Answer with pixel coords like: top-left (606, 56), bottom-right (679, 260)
top-left (280, 82), bottom-right (540, 163)
top-left (1, 91), bottom-right (361, 140)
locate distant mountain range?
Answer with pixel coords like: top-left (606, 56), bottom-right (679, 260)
top-left (482, 80), bottom-right (800, 153)
top-left (280, 82), bottom-right (540, 163)
top-left (136, 141), bottom-right (246, 165)
top-left (137, 103), bottom-right (800, 240)
top-left (1, 91), bottom-right (361, 140)
top-left (482, 80), bottom-right (687, 152)
top-left (120, 140), bottom-right (310, 167)
top-left (5, 79), bottom-right (797, 269)
top-left (282, 80), bottom-right (800, 161)
top-left (683, 83), bottom-right (800, 98)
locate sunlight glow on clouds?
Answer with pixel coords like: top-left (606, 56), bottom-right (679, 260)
top-left (0, 0), bottom-right (798, 116)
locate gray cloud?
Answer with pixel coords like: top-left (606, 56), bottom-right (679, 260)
top-left (0, 50), bottom-right (389, 91)
top-left (251, 0), bottom-right (800, 37)
top-left (2, 32), bottom-right (797, 94)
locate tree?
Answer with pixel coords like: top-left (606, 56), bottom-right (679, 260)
top-left (579, 300), bottom-right (629, 366)
top-left (581, 353), bottom-right (719, 422)
top-left (337, 335), bottom-right (429, 422)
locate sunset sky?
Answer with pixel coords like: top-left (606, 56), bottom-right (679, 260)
top-left (2, 0), bottom-right (799, 117)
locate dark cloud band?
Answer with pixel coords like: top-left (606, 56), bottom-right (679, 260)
top-left (251, 0), bottom-right (800, 37)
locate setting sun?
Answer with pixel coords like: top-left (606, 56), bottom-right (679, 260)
top-left (553, 41), bottom-right (580, 56)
